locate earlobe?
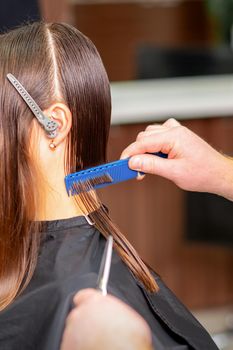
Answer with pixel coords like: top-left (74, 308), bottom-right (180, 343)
top-left (44, 103), bottom-right (72, 148)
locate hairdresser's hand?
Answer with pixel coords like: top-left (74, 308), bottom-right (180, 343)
top-left (60, 289), bottom-right (153, 350)
top-left (121, 118), bottom-right (233, 201)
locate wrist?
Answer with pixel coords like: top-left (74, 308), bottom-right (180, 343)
top-left (213, 155), bottom-right (233, 201)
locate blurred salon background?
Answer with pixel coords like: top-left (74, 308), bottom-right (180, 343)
top-left (1, 0), bottom-right (233, 349)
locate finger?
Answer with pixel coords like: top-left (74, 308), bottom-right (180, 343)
top-left (128, 153), bottom-right (176, 178)
top-left (73, 288), bottom-right (100, 306)
top-left (121, 131), bottom-right (174, 159)
top-left (136, 128), bottom-right (168, 141)
top-left (145, 119), bottom-right (180, 132)
top-left (136, 173), bottom-right (146, 181)
top-left (163, 118), bottom-right (180, 128)
top-left (145, 124), bottom-right (164, 131)
top-left (120, 142), bottom-right (138, 159)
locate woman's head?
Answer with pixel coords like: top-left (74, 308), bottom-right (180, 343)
top-left (0, 22), bottom-right (111, 309)
top-left (0, 22), bottom-right (111, 173)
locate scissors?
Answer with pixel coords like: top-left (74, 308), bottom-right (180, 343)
top-left (96, 236), bottom-right (113, 296)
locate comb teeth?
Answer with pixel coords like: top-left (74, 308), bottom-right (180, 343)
top-left (88, 174), bottom-right (113, 187)
top-left (71, 174), bottom-right (113, 196)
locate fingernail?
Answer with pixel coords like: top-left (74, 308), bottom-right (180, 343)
top-left (130, 156), bottom-right (142, 170)
top-left (120, 154), bottom-right (127, 160)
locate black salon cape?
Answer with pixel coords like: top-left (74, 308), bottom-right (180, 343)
top-left (0, 216), bottom-right (219, 350)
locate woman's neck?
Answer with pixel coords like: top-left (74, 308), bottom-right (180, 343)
top-left (35, 172), bottom-right (88, 221)
top-left (36, 192), bottom-right (85, 221)
top-left (31, 141), bottom-right (97, 221)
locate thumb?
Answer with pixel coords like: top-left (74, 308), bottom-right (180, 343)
top-left (129, 154), bottom-right (175, 179)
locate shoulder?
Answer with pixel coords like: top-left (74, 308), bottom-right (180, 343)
top-left (108, 250), bottom-right (218, 350)
top-left (140, 273), bottom-right (219, 350)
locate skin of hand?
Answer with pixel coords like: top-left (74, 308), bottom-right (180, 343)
top-left (121, 118), bottom-right (233, 201)
top-left (60, 289), bottom-right (153, 350)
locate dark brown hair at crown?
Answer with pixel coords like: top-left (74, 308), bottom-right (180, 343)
top-left (0, 22), bottom-right (158, 310)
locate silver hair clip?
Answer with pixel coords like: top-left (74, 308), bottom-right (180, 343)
top-left (6, 73), bottom-right (59, 139)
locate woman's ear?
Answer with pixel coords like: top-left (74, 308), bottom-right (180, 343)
top-left (43, 103), bottom-right (72, 147)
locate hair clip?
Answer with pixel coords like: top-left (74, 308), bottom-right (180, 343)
top-left (6, 73), bottom-right (59, 139)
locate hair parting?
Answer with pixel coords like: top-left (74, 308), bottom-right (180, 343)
top-left (46, 25), bottom-right (62, 100)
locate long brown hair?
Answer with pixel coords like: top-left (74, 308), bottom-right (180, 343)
top-left (0, 22), bottom-right (158, 311)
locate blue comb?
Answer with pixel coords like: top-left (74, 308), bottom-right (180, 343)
top-left (65, 152), bottom-right (167, 196)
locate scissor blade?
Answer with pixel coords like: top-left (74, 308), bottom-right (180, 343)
top-left (97, 236), bottom-right (113, 296)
